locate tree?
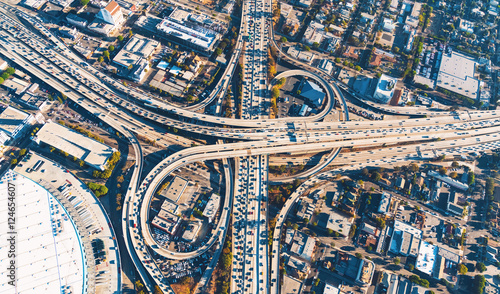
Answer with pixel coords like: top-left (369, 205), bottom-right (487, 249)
top-left (128, 30), bottom-right (133, 37)
top-left (19, 149), bottom-right (26, 156)
top-left (312, 42), bottom-right (320, 49)
top-left (80, 0), bottom-right (89, 5)
top-left (472, 275), bottom-right (486, 294)
top-left (293, 223), bottom-right (299, 230)
top-left (117, 35), bottom-right (124, 42)
top-left (458, 263), bottom-right (468, 275)
top-left (450, 171), bottom-right (458, 179)
top-left (5, 67), bottom-right (15, 75)
top-left (0, 77), bottom-right (4, 84)
top-left (355, 65), bottom-right (361, 71)
top-left (439, 166), bottom-right (447, 175)
top-left (103, 50), bottom-right (110, 60)
top-left (215, 48), bottom-right (223, 56)
top-left (304, 46), bottom-right (311, 51)
top-left (372, 172), bottom-right (382, 181)
top-left (452, 161), bottom-right (459, 168)
top-left (355, 253), bottom-right (362, 259)
top-left (98, 56), bottom-right (104, 63)
top-left (314, 278), bottom-right (320, 286)
top-left (280, 36), bottom-right (288, 43)
top-left (393, 257), bottom-right (401, 265)
top-left (409, 264), bottom-right (414, 271)
top-left (410, 163), bottom-right (419, 172)
top-left (1, 72), bottom-right (10, 80)
top-left (108, 45), bottom-right (115, 52)
top-left (10, 159), bottom-right (17, 165)
top-left (476, 262), bottom-right (487, 273)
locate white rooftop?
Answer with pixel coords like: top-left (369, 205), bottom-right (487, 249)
top-left (35, 122), bottom-right (115, 169)
top-left (416, 241), bottom-right (437, 276)
top-left (157, 8), bottom-right (220, 51)
top-left (113, 34), bottom-right (159, 68)
top-left (0, 106), bottom-right (30, 137)
top-left (393, 220), bottom-right (423, 238)
top-left (0, 170), bottom-right (86, 293)
top-left (373, 74), bottom-right (397, 104)
top-left (202, 193), bottom-right (220, 221)
top-left (436, 51), bottom-right (480, 100)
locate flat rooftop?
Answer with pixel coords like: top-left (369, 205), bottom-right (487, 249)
top-left (162, 176), bottom-right (188, 203)
top-left (416, 241), bottom-right (437, 276)
top-left (202, 193), bottom-right (220, 220)
top-left (0, 170), bottom-right (86, 293)
top-left (182, 221), bottom-right (201, 242)
top-left (325, 210), bottom-right (353, 237)
top-left (436, 51), bottom-right (480, 99)
top-left (35, 122), bottom-right (115, 169)
top-left (0, 105), bottom-right (30, 136)
top-left (113, 34), bottom-right (159, 68)
top-left (157, 8), bottom-right (220, 51)
top-left (281, 275), bottom-right (303, 294)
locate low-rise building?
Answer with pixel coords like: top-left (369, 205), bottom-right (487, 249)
top-left (162, 176), bottom-right (188, 203)
top-left (152, 209), bottom-right (181, 235)
top-left (182, 221), bottom-right (201, 243)
top-left (378, 192), bottom-right (392, 214)
top-left (202, 193), bottom-right (220, 223)
top-left (299, 79), bottom-right (325, 108)
top-left (287, 256), bottom-right (310, 279)
top-left (88, 1), bottom-right (125, 36)
top-left (2, 77), bottom-right (30, 95)
top-left (290, 231), bottom-right (316, 261)
top-left (0, 105), bottom-right (35, 146)
top-left (33, 122), bottom-right (116, 170)
top-left (325, 210), bottom-right (353, 238)
top-left (373, 74), bottom-right (397, 104)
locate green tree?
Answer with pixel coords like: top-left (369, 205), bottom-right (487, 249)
top-left (393, 257), bottom-right (401, 265)
top-left (80, 0), bottom-right (89, 5)
top-left (472, 275), bottom-right (486, 294)
top-left (215, 48), bottom-right (223, 56)
top-left (108, 45), bottom-right (115, 52)
top-left (280, 36), bottom-right (288, 43)
top-left (312, 42), bottom-right (320, 49)
top-left (5, 67), bottom-right (15, 75)
top-left (304, 46), bottom-right (311, 51)
top-left (128, 30), bottom-right (133, 38)
top-left (19, 149), bottom-right (26, 156)
top-left (117, 35), bottom-right (124, 42)
top-left (10, 159), bottom-right (17, 165)
top-left (98, 56), bottom-right (104, 63)
top-left (476, 262), bottom-right (487, 273)
top-left (458, 263), bottom-right (468, 275)
top-left (0, 77), bottom-right (4, 84)
top-left (355, 252), bottom-right (362, 259)
top-left (103, 50), bottom-right (110, 61)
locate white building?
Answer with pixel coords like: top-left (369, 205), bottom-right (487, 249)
top-left (373, 74), bottom-right (397, 104)
top-left (436, 51), bottom-right (480, 100)
top-left (88, 1), bottom-right (125, 36)
top-left (0, 105), bottom-right (35, 146)
top-left (156, 7), bottom-right (221, 54)
top-left (33, 122), bottom-right (115, 170)
top-left (202, 193), bottom-right (220, 222)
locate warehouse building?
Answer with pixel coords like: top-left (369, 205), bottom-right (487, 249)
top-left (0, 105), bottom-right (35, 146)
top-left (33, 122), bottom-right (115, 170)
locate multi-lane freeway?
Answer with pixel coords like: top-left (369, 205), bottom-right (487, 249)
top-left (3, 1), bottom-right (500, 294)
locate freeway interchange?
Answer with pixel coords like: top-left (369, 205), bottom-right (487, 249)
top-left (2, 2), bottom-right (500, 294)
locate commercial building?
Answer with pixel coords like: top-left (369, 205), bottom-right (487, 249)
top-left (202, 193), bottom-right (221, 223)
top-left (324, 210), bottom-right (353, 238)
top-left (287, 47), bottom-right (316, 63)
top-left (2, 77), bottom-right (30, 95)
top-left (436, 51), bottom-right (480, 100)
top-left (156, 7), bottom-right (222, 55)
top-left (287, 256), bottom-right (310, 279)
top-left (0, 57), bottom-right (7, 71)
top-left (18, 92), bottom-right (49, 110)
top-left (428, 170), bottom-right (469, 191)
top-left (0, 105), bottom-right (34, 145)
top-left (317, 59), bottom-right (335, 75)
top-left (152, 210), bottom-right (181, 235)
top-left (281, 275), bottom-right (304, 294)
top-left (113, 34), bottom-right (159, 69)
top-left (300, 79), bottom-right (325, 108)
top-left (58, 26), bottom-right (79, 40)
top-left (182, 221), bottom-right (201, 243)
top-left (22, 0), bottom-right (47, 10)
top-left (66, 13), bottom-right (88, 28)
top-left (389, 220), bottom-right (422, 257)
top-left (373, 74), bottom-right (397, 104)
top-left (378, 192), bottom-right (392, 214)
top-left (33, 122), bottom-right (116, 170)
top-left (290, 231), bottom-right (316, 261)
top-left (162, 176), bottom-right (189, 203)
top-left (88, 0), bottom-right (125, 36)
